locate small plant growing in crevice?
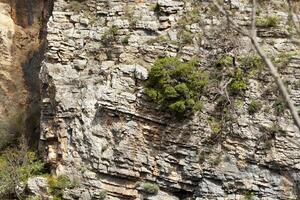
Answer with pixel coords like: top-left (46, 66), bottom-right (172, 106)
top-left (273, 52), bottom-right (295, 72)
top-left (177, 30), bottom-right (194, 45)
top-left (229, 68), bottom-right (248, 95)
top-left (98, 190), bottom-right (107, 200)
top-left (208, 117), bottom-right (222, 135)
top-left (248, 100), bottom-right (262, 115)
top-left (216, 56), bottom-right (234, 68)
top-left (121, 35), bottom-right (130, 45)
top-left (256, 15), bottom-right (280, 28)
top-left (48, 175), bottom-right (76, 199)
top-left (146, 35), bottom-right (170, 45)
top-left (0, 146), bottom-right (45, 198)
top-left (273, 98), bottom-right (286, 115)
top-left (145, 57), bottom-right (209, 117)
top-left (140, 182), bottom-right (159, 195)
top-left (266, 123), bottom-right (284, 135)
top-left (101, 26), bottom-right (119, 46)
top-left (239, 53), bottom-right (265, 77)
top-left (177, 6), bottom-right (201, 28)
top-left (243, 191), bottom-right (254, 200)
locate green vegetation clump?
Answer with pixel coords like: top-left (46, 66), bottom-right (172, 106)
top-left (146, 35), bottom-right (170, 45)
top-left (101, 26), bottom-right (119, 46)
top-left (273, 98), bottom-right (286, 115)
top-left (256, 15), bottom-right (280, 28)
top-left (248, 100), bottom-right (262, 115)
top-left (216, 56), bottom-right (234, 68)
top-left (229, 68), bottom-right (248, 95)
top-left (121, 36), bottom-right (130, 45)
top-left (177, 7), bottom-right (201, 27)
top-left (141, 182), bottom-right (159, 195)
top-left (98, 190), bottom-right (107, 200)
top-left (243, 191), bottom-right (254, 200)
top-left (273, 52), bottom-right (296, 72)
top-left (0, 148), bottom-right (45, 198)
top-left (48, 175), bottom-right (76, 200)
top-left (177, 30), bottom-right (194, 45)
top-left (208, 117), bottom-right (221, 134)
top-left (239, 54), bottom-right (264, 70)
top-left (145, 57), bottom-right (209, 116)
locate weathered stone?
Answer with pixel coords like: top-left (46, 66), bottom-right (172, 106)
top-left (39, 0), bottom-right (300, 200)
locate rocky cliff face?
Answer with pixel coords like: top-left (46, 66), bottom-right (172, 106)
top-left (0, 0), bottom-right (53, 147)
top-left (39, 0), bottom-right (300, 199)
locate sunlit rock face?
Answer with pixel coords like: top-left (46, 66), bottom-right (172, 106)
top-left (0, 0), bottom-right (53, 148)
top-left (40, 0), bottom-right (300, 199)
top-left (0, 2), bottom-right (21, 116)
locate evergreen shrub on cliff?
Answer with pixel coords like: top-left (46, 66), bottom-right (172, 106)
top-left (145, 57), bottom-right (209, 116)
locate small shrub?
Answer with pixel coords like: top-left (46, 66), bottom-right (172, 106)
top-left (273, 52), bottom-right (295, 72)
top-left (239, 54), bottom-right (264, 70)
top-left (273, 98), bottom-right (286, 115)
top-left (256, 15), bottom-right (280, 28)
top-left (145, 57), bottom-right (209, 116)
top-left (208, 117), bottom-right (221, 134)
top-left (146, 35), bottom-right (170, 45)
top-left (243, 191), bottom-right (254, 200)
top-left (248, 100), bottom-right (262, 115)
top-left (216, 56), bottom-right (234, 68)
top-left (98, 190), bottom-right (107, 200)
top-left (0, 147), bottom-right (45, 198)
top-left (101, 26), bottom-right (119, 46)
top-left (295, 79), bottom-right (300, 90)
top-left (124, 5), bottom-right (135, 18)
top-left (229, 68), bottom-right (248, 95)
top-left (260, 123), bottom-right (284, 138)
top-left (177, 30), bottom-right (194, 45)
top-left (121, 36), bottom-right (130, 45)
top-left (177, 7), bottom-right (201, 27)
top-left (141, 182), bottom-right (159, 195)
top-left (48, 175), bottom-right (74, 199)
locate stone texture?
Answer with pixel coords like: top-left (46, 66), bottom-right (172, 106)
top-left (39, 0), bottom-right (300, 199)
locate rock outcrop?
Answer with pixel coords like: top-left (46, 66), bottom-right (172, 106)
top-left (0, 0), bottom-right (53, 147)
top-left (39, 0), bottom-right (300, 199)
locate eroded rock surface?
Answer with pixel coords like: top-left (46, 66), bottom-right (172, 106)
top-left (40, 0), bottom-right (300, 199)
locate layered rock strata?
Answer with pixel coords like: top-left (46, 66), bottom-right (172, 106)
top-left (40, 0), bottom-right (300, 199)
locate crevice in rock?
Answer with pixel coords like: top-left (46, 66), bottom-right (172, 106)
top-left (7, 0), bottom-right (54, 148)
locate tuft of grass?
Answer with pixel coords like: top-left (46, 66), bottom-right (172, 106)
top-left (177, 30), bottom-right (194, 45)
top-left (146, 35), bottom-right (170, 45)
top-left (121, 35), bottom-right (130, 45)
top-left (216, 56), bottom-right (234, 68)
top-left (141, 182), bottom-right (159, 195)
top-left (98, 190), bottom-right (107, 200)
top-left (208, 117), bottom-right (222, 135)
top-left (248, 100), bottom-right (262, 115)
top-left (48, 175), bottom-right (76, 199)
top-left (229, 68), bottom-right (248, 95)
top-left (101, 26), bottom-right (119, 46)
top-left (243, 191), bottom-right (254, 200)
top-left (273, 98), bottom-right (286, 115)
top-left (256, 15), bottom-right (280, 28)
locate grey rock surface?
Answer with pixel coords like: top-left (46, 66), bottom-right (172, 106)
top-left (39, 0), bottom-right (300, 199)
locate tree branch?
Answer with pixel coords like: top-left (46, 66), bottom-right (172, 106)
top-left (212, 0), bottom-right (300, 131)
